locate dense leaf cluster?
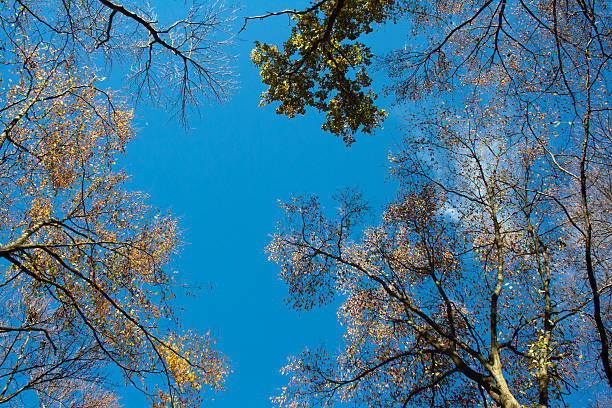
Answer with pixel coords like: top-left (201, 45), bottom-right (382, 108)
top-left (252, 0), bottom-right (399, 144)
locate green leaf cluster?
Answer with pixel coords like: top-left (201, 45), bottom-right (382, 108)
top-left (251, 0), bottom-right (397, 145)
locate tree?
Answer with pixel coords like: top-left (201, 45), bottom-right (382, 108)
top-left (267, 105), bottom-right (602, 407)
top-left (0, 1), bottom-right (238, 405)
top-left (0, 35), bottom-right (228, 407)
top-left (255, 0), bottom-right (611, 398)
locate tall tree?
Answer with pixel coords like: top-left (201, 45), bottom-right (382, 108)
top-left (268, 103), bottom-right (603, 407)
top-left (255, 0), bottom-right (612, 392)
top-left (0, 35), bottom-right (228, 407)
top-left (0, 1), bottom-right (238, 405)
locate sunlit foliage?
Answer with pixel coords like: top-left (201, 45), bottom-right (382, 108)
top-left (267, 109), bottom-right (603, 406)
top-left (0, 38), bottom-right (227, 407)
top-left (251, 0), bottom-right (398, 145)
top-left (264, 0), bottom-right (611, 407)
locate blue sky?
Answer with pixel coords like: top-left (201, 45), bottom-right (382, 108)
top-left (77, 2), bottom-right (607, 406)
top-left (119, 1), bottom-right (403, 406)
top-left (1, 0), bottom-right (603, 405)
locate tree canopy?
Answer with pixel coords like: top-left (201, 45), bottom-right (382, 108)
top-left (0, 1), bottom-right (236, 406)
top-left (261, 0), bottom-right (611, 406)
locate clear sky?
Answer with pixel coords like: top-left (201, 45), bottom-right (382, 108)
top-left (84, 2), bottom-right (606, 406)
top-left (119, 1), bottom-right (402, 406)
